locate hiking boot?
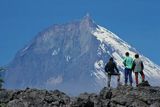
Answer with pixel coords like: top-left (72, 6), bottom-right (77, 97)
top-left (124, 83), bottom-right (128, 86)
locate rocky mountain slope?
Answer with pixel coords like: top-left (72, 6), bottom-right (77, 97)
top-left (4, 15), bottom-right (160, 95)
top-left (0, 81), bottom-right (160, 107)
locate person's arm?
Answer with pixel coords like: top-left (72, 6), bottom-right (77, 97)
top-left (141, 61), bottom-right (144, 70)
top-left (105, 63), bottom-right (108, 73)
top-left (123, 58), bottom-right (126, 66)
top-left (114, 63), bottom-right (119, 73)
top-left (132, 60), bottom-right (135, 71)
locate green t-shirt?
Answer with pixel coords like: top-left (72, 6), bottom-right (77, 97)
top-left (123, 56), bottom-right (133, 69)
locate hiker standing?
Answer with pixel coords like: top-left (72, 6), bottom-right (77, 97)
top-left (132, 54), bottom-right (145, 86)
top-left (123, 52), bottom-right (133, 86)
top-left (105, 57), bottom-right (120, 87)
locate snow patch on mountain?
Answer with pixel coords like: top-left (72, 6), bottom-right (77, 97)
top-left (92, 25), bottom-right (135, 57)
top-left (94, 60), bottom-right (107, 87)
top-left (22, 46), bottom-right (30, 52)
top-left (65, 56), bottom-right (71, 62)
top-left (52, 48), bottom-right (60, 56)
top-left (112, 52), bottom-right (124, 69)
top-left (92, 25), bottom-right (160, 86)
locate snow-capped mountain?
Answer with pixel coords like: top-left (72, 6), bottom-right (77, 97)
top-left (4, 15), bottom-right (160, 95)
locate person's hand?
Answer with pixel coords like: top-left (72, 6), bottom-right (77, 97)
top-left (117, 72), bottom-right (120, 75)
top-left (108, 72), bottom-right (111, 75)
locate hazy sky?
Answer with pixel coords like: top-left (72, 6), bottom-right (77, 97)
top-left (0, 0), bottom-right (160, 66)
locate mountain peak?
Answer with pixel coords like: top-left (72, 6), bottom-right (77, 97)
top-left (82, 13), bottom-right (93, 23)
top-left (83, 13), bottom-right (92, 20)
top-left (80, 13), bottom-right (97, 30)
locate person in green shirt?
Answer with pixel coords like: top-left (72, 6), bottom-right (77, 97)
top-left (123, 52), bottom-right (133, 86)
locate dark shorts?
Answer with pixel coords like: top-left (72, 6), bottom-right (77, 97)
top-left (108, 72), bottom-right (120, 76)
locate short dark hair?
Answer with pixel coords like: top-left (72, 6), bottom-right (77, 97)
top-left (135, 54), bottom-right (139, 58)
top-left (125, 52), bottom-right (129, 56)
top-left (109, 57), bottom-right (113, 61)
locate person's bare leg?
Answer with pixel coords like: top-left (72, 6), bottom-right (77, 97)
top-left (117, 75), bottom-right (120, 87)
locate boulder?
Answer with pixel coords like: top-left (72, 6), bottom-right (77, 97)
top-left (137, 81), bottom-right (150, 87)
top-left (1, 81), bottom-right (160, 107)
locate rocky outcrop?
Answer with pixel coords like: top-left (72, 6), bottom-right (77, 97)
top-left (70, 81), bottom-right (160, 107)
top-left (0, 88), bottom-right (70, 107)
top-left (1, 81), bottom-right (160, 107)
